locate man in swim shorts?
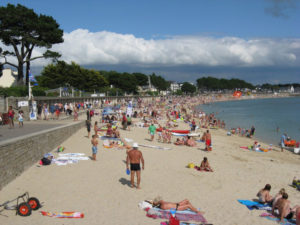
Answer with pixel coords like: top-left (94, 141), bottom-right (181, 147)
top-left (126, 143), bottom-right (145, 189)
top-left (205, 130), bottom-right (212, 151)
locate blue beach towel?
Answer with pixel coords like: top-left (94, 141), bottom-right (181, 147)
top-left (100, 136), bottom-right (120, 141)
top-left (238, 200), bottom-right (272, 210)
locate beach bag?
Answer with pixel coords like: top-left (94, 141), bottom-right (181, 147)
top-left (41, 157), bottom-right (51, 165)
top-left (169, 215), bottom-right (180, 225)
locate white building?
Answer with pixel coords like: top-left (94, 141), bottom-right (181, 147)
top-left (290, 86), bottom-right (294, 93)
top-left (170, 82), bottom-right (182, 92)
top-left (0, 68), bottom-right (17, 87)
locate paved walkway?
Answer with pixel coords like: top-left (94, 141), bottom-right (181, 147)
top-left (0, 111), bottom-right (88, 143)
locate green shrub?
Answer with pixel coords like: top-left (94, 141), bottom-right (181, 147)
top-left (32, 87), bottom-right (47, 96)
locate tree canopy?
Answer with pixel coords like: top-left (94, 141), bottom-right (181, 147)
top-left (181, 82), bottom-right (196, 94)
top-left (150, 73), bottom-right (170, 92)
top-left (196, 77), bottom-right (254, 90)
top-left (37, 61), bottom-right (108, 91)
top-left (0, 4), bottom-right (63, 85)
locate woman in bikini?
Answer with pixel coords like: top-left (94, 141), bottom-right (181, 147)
top-left (257, 184), bottom-right (273, 203)
top-left (150, 197), bottom-right (204, 214)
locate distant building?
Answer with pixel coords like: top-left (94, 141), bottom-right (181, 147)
top-left (0, 68), bottom-right (17, 87)
top-left (170, 82), bottom-right (182, 92)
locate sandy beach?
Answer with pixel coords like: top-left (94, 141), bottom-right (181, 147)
top-left (0, 103), bottom-right (299, 225)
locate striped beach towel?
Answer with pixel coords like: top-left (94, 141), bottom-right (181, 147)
top-left (146, 208), bottom-right (207, 223)
top-left (260, 212), bottom-right (296, 225)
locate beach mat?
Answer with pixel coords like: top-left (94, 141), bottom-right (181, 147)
top-left (239, 147), bottom-right (263, 152)
top-left (237, 200), bottom-right (272, 210)
top-left (161, 222), bottom-right (212, 225)
top-left (139, 144), bottom-right (172, 150)
top-left (146, 208), bottom-right (207, 223)
top-left (40, 211), bottom-right (84, 218)
top-left (99, 136), bottom-right (120, 141)
top-left (260, 212), bottom-right (296, 225)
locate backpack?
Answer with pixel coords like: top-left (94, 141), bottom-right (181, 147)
top-left (41, 157), bottom-right (51, 165)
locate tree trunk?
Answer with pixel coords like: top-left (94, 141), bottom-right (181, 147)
top-left (17, 62), bottom-right (24, 86)
top-left (25, 61), bottom-right (30, 86)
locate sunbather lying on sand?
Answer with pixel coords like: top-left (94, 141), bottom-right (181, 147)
top-left (148, 197), bottom-right (204, 214)
top-left (257, 184), bottom-right (273, 203)
top-left (186, 136), bottom-right (197, 147)
top-left (174, 138), bottom-right (185, 145)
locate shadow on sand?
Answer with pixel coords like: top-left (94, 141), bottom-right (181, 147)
top-left (119, 178), bottom-right (131, 187)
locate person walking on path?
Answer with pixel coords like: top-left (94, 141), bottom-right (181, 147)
top-left (126, 143), bottom-right (145, 189)
top-left (87, 108), bottom-right (91, 121)
top-left (86, 120), bottom-right (91, 138)
top-left (18, 110), bottom-right (24, 128)
top-left (148, 123), bottom-right (156, 141)
top-left (7, 106), bottom-right (14, 129)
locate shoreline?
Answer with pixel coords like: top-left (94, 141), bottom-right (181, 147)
top-left (199, 95), bottom-right (300, 147)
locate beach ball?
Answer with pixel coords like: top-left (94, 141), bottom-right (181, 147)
top-left (188, 163), bottom-right (195, 168)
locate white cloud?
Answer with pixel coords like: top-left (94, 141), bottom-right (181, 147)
top-left (2, 29), bottom-right (300, 68)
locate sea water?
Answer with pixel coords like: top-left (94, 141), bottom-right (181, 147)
top-left (201, 97), bottom-right (300, 146)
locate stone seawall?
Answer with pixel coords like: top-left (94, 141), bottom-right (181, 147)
top-left (0, 120), bottom-right (85, 190)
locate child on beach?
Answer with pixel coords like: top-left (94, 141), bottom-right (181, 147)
top-left (91, 135), bottom-right (98, 161)
top-left (18, 110), bottom-right (24, 128)
top-left (199, 157), bottom-right (213, 172)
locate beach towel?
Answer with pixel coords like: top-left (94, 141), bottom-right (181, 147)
top-left (260, 212), bottom-right (296, 225)
top-left (239, 147), bottom-right (263, 152)
top-left (237, 200), bottom-right (272, 210)
top-left (99, 136), bottom-right (120, 141)
top-left (146, 208), bottom-right (207, 223)
top-left (194, 166), bottom-right (211, 172)
top-left (59, 153), bottom-right (85, 157)
top-left (57, 156), bottom-right (89, 160)
top-left (103, 139), bottom-right (124, 149)
top-left (161, 222), bottom-right (212, 225)
top-left (139, 144), bottom-right (172, 150)
top-left (52, 159), bottom-right (79, 166)
top-left (172, 133), bottom-right (188, 136)
top-left (40, 211), bottom-right (84, 218)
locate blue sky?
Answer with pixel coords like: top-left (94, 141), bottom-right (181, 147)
top-left (1, 0), bottom-right (300, 84)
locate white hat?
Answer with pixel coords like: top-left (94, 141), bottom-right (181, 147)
top-left (133, 143), bottom-right (139, 148)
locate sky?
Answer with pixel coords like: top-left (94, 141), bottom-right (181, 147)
top-left (1, 0), bottom-right (300, 84)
